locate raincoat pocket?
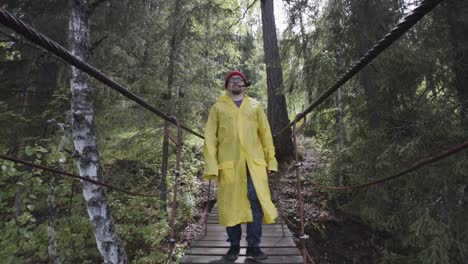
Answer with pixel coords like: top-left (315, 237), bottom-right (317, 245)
top-left (218, 161), bottom-right (235, 184)
top-left (253, 159), bottom-right (267, 167)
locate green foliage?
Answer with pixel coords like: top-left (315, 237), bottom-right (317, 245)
top-left (280, 0), bottom-right (468, 262)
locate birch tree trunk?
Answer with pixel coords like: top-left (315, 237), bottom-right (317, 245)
top-left (260, 0), bottom-right (293, 161)
top-left (68, 0), bottom-right (127, 263)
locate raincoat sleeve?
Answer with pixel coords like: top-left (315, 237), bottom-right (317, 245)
top-left (258, 106), bottom-right (278, 172)
top-left (203, 105), bottom-right (219, 180)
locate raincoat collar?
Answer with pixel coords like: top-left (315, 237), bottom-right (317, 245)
top-left (219, 94), bottom-right (248, 110)
top-left (219, 93), bottom-right (248, 102)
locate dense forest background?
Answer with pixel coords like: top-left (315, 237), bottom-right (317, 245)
top-left (1, 0), bottom-right (467, 263)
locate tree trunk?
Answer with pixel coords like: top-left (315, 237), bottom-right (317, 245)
top-left (299, 7), bottom-right (314, 103)
top-left (361, 66), bottom-right (380, 131)
top-left (337, 86), bottom-right (345, 186)
top-left (446, 0), bottom-right (468, 207)
top-left (14, 73), bottom-right (29, 222)
top-left (161, 0), bottom-right (182, 211)
top-left (260, 0), bottom-right (293, 161)
top-left (356, 0), bottom-right (380, 132)
top-left (356, 0), bottom-right (381, 182)
top-left (160, 132), bottom-right (169, 211)
top-left (446, 0), bottom-right (468, 126)
top-left (68, 1), bottom-right (127, 263)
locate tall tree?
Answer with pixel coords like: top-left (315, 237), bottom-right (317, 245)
top-left (355, 0), bottom-right (381, 131)
top-left (446, 0), bottom-right (468, 208)
top-left (337, 85), bottom-right (345, 186)
top-left (160, 0), bottom-right (183, 211)
top-left (68, 0), bottom-right (127, 262)
top-left (446, 0), bottom-right (468, 126)
top-left (260, 0), bottom-right (293, 161)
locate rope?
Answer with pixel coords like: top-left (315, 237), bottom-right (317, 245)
top-left (304, 248), bottom-right (316, 264)
top-left (274, 0), bottom-right (445, 138)
top-left (0, 8), bottom-right (204, 139)
top-left (307, 140), bottom-right (468, 191)
top-left (0, 154), bottom-right (159, 198)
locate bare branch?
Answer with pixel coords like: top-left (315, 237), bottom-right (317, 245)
top-left (90, 0), bottom-right (109, 11)
top-left (90, 35), bottom-right (108, 52)
top-left (0, 30), bottom-right (38, 49)
top-left (228, 0), bottom-right (259, 30)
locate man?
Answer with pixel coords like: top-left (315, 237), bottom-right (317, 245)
top-left (203, 70), bottom-right (278, 261)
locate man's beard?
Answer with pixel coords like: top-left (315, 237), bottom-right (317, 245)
top-left (231, 90), bottom-right (242, 95)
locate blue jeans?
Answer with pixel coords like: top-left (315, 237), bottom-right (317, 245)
top-left (226, 167), bottom-right (263, 247)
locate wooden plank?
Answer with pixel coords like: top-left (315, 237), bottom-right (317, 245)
top-left (186, 247), bottom-right (301, 255)
top-left (192, 236), bottom-right (295, 242)
top-left (180, 255), bottom-right (303, 264)
top-left (201, 228), bottom-right (292, 237)
top-left (205, 224), bottom-right (289, 230)
top-left (203, 231), bottom-right (292, 237)
top-left (190, 237), bottom-right (297, 247)
top-left (206, 218), bottom-right (284, 223)
top-left (180, 203), bottom-right (302, 264)
top-left (206, 217), bottom-right (284, 221)
top-left (206, 220), bottom-right (284, 224)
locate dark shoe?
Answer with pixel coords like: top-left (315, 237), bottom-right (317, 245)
top-left (246, 246), bottom-right (268, 260)
top-left (225, 245), bottom-right (240, 261)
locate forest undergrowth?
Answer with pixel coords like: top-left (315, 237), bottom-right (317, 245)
top-left (270, 136), bottom-right (384, 264)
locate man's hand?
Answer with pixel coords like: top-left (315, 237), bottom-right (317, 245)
top-left (267, 170), bottom-right (276, 176)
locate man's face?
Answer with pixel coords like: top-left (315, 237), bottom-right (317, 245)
top-left (226, 75), bottom-right (246, 96)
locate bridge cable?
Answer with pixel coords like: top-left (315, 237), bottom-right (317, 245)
top-left (0, 154), bottom-right (160, 198)
top-left (0, 7), bottom-right (203, 139)
top-left (308, 140), bottom-right (468, 191)
top-left (274, 0), bottom-right (445, 138)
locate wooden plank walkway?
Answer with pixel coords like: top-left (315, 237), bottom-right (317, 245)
top-left (180, 204), bottom-right (303, 264)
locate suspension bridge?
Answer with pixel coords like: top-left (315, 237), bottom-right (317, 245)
top-left (1, 0), bottom-right (467, 263)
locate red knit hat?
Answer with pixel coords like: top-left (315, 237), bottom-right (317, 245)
top-left (224, 70), bottom-right (248, 88)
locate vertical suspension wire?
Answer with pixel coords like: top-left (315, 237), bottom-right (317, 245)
top-left (204, 179), bottom-right (212, 236)
top-left (292, 115), bottom-right (315, 264)
top-left (274, 171), bottom-right (286, 237)
top-left (292, 116), bottom-right (306, 263)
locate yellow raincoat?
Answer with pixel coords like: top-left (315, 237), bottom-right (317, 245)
top-left (203, 94), bottom-right (278, 226)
